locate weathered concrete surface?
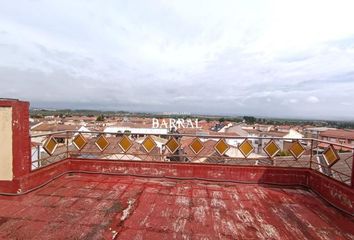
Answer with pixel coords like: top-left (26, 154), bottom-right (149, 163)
top-left (0, 173), bottom-right (353, 239)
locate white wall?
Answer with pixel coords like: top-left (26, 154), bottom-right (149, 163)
top-left (0, 107), bottom-right (13, 180)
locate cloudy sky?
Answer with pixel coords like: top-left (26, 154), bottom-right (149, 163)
top-left (0, 0), bottom-right (354, 119)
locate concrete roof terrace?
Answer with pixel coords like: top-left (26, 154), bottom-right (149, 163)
top-left (1, 173), bottom-right (353, 240)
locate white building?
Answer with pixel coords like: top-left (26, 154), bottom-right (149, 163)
top-left (104, 127), bottom-right (168, 135)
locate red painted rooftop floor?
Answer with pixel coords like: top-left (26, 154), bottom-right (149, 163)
top-left (0, 173), bottom-right (353, 240)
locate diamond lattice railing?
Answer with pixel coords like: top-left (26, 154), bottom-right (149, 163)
top-left (239, 139), bottom-right (254, 158)
top-left (30, 131), bottom-right (354, 187)
top-left (323, 144), bottom-right (340, 167)
top-left (165, 137), bottom-right (180, 154)
top-left (142, 136), bottom-right (156, 153)
top-left (289, 141), bottom-right (305, 159)
top-left (263, 140), bottom-right (280, 158)
top-left (214, 139), bottom-right (229, 155)
top-left (43, 136), bottom-right (58, 156)
top-left (119, 135), bottom-right (133, 152)
top-left (73, 133), bottom-right (87, 150)
top-left (95, 135), bottom-right (110, 151)
top-left (189, 138), bottom-right (204, 155)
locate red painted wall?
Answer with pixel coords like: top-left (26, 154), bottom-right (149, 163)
top-left (8, 158), bottom-right (352, 215)
top-left (0, 99), bottom-right (30, 192)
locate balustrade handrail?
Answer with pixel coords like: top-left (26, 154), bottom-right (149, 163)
top-left (30, 130), bottom-right (354, 150)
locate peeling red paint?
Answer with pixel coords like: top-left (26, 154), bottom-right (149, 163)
top-left (0, 173), bottom-right (353, 239)
top-left (0, 157), bottom-right (351, 215)
top-left (0, 100), bottom-right (30, 180)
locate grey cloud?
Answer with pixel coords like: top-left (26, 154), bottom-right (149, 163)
top-left (0, 0), bottom-right (354, 120)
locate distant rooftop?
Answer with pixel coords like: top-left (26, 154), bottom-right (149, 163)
top-left (320, 129), bottom-right (354, 140)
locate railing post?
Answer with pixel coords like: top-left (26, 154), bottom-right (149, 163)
top-left (309, 139), bottom-right (313, 169)
top-left (66, 131), bottom-right (69, 159)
